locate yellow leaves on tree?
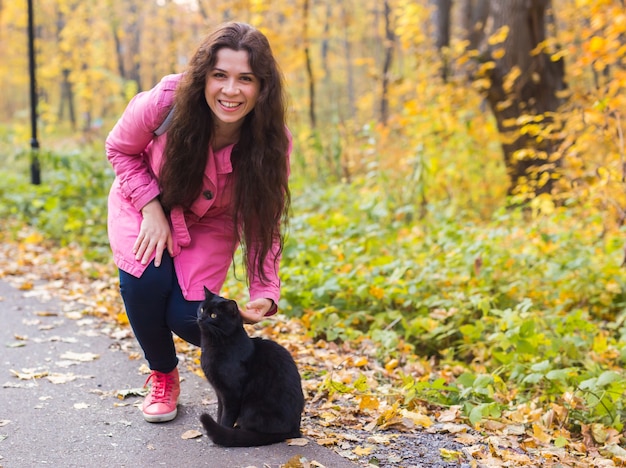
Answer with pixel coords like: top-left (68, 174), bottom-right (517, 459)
top-left (488, 26), bottom-right (510, 46)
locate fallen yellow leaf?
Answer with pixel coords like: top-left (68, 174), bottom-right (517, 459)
top-left (315, 437), bottom-right (338, 446)
top-left (454, 433), bottom-right (481, 444)
top-left (116, 387), bottom-right (147, 400)
top-left (181, 429), bottom-right (203, 440)
top-left (60, 351), bottom-right (99, 362)
top-left (532, 423), bottom-right (552, 444)
top-left (35, 310), bottom-right (57, 316)
top-left (283, 455), bottom-right (321, 468)
top-left (353, 446), bottom-right (373, 456)
top-left (190, 367), bottom-right (205, 378)
top-left (366, 434), bottom-right (392, 445)
top-left (23, 232), bottom-right (44, 244)
top-left (116, 312), bottom-right (129, 325)
top-left (10, 368), bottom-right (49, 380)
top-left (440, 448), bottom-right (463, 461)
top-left (353, 356), bottom-right (368, 367)
top-left (358, 395), bottom-right (380, 412)
top-left (385, 359), bottom-right (399, 373)
top-left (287, 437), bottom-right (309, 446)
top-left (402, 409), bottom-right (433, 428)
top-left (47, 373), bottom-right (84, 384)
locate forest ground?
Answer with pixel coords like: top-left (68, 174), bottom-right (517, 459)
top-left (0, 229), bottom-right (620, 468)
top-left (0, 250), bottom-right (468, 468)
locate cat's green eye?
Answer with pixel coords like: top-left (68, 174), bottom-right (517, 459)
top-left (210, 313), bottom-right (217, 319)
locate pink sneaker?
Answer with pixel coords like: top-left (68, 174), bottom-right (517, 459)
top-left (142, 368), bottom-right (180, 423)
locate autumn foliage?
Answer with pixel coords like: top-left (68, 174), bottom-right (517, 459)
top-left (2, 0), bottom-right (626, 466)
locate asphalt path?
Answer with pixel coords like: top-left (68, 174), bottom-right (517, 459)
top-left (0, 279), bottom-right (357, 468)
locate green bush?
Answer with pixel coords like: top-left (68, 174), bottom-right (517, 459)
top-left (0, 149), bottom-right (113, 260)
top-left (275, 179), bottom-right (626, 429)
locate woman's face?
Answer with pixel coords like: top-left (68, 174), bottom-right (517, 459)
top-left (204, 48), bottom-right (260, 129)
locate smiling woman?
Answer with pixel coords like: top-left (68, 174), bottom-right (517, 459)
top-left (204, 49), bottom-right (260, 149)
top-left (104, 21), bottom-right (291, 424)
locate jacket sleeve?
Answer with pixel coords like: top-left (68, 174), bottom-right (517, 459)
top-left (105, 75), bottom-right (178, 211)
top-left (247, 129), bottom-right (293, 316)
top-left (248, 240), bottom-right (283, 316)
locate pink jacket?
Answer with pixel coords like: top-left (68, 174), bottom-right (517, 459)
top-left (106, 73), bottom-right (289, 312)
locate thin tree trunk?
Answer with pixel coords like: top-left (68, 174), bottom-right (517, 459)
top-left (55, 9), bottom-right (76, 129)
top-left (341, 2), bottom-right (356, 121)
top-left (111, 26), bottom-right (126, 78)
top-left (127, 2), bottom-right (143, 91)
top-left (107, 0), bottom-right (126, 87)
top-left (58, 69), bottom-right (76, 129)
top-left (431, 0), bottom-right (452, 81)
top-left (303, 0), bottom-right (316, 129)
top-left (166, 0), bottom-right (176, 74)
top-left (321, 1), bottom-right (331, 80)
top-left (380, 0), bottom-right (394, 124)
top-left (197, 0), bottom-right (210, 22)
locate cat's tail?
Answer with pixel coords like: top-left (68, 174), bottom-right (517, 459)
top-left (200, 413), bottom-right (300, 447)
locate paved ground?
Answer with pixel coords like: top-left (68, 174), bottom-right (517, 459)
top-left (0, 279), bottom-right (357, 468)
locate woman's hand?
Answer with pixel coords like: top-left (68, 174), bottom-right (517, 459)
top-left (133, 198), bottom-right (173, 267)
top-left (241, 298), bottom-right (273, 324)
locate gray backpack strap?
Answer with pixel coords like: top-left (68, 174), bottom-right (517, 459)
top-left (153, 105), bottom-right (175, 136)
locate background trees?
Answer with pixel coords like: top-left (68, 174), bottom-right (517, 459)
top-left (1, 0), bottom-right (625, 221)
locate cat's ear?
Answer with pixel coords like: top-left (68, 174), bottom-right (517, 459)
top-left (203, 286), bottom-right (214, 299)
top-left (229, 300), bottom-right (241, 318)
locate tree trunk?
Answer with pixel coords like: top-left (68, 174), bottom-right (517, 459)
top-left (380, 0), bottom-right (394, 124)
top-left (111, 25), bottom-right (126, 79)
top-left (196, 0), bottom-right (209, 22)
top-left (460, 0), bottom-right (489, 51)
top-left (55, 9), bottom-right (76, 129)
top-left (479, 0), bottom-right (566, 198)
top-left (303, 0), bottom-right (316, 129)
top-left (341, 2), bottom-right (356, 121)
top-left (321, 1), bottom-right (331, 80)
top-left (58, 68), bottom-right (76, 129)
top-left (127, 2), bottom-right (143, 92)
top-left (431, 0), bottom-right (452, 82)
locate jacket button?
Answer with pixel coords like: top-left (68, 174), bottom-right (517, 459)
top-left (203, 190), bottom-right (214, 200)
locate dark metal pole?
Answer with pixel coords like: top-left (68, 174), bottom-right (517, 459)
top-left (27, 0), bottom-right (41, 185)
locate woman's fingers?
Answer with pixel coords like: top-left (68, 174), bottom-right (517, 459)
top-left (133, 224), bottom-right (171, 266)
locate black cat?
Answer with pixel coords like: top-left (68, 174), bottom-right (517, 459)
top-left (197, 287), bottom-right (304, 447)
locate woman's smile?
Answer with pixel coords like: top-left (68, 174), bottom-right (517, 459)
top-left (205, 48), bottom-right (260, 128)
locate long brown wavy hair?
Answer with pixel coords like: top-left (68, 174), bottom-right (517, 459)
top-left (159, 22), bottom-right (290, 283)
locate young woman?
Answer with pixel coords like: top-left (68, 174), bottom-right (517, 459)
top-left (105, 22), bottom-right (291, 423)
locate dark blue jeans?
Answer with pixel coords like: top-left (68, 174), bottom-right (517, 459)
top-left (118, 253), bottom-right (201, 373)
